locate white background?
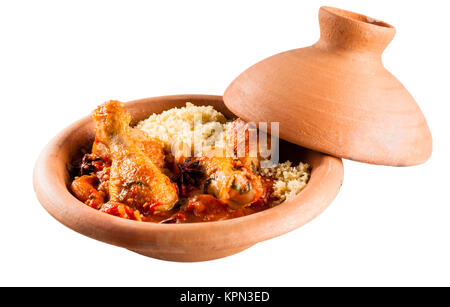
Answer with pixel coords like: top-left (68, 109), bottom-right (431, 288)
top-left (1, 0), bottom-right (449, 286)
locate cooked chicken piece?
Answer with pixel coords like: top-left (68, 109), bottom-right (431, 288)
top-left (93, 118), bottom-right (165, 170)
top-left (128, 129), bottom-right (166, 170)
top-left (175, 147), bottom-right (263, 209)
top-left (172, 118), bottom-right (265, 209)
top-left (226, 119), bottom-right (260, 171)
top-left (198, 149), bottom-right (263, 209)
top-left (70, 174), bottom-right (105, 209)
top-left (93, 101), bottom-right (178, 212)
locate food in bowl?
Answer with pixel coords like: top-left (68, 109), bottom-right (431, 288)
top-left (70, 101), bottom-right (310, 223)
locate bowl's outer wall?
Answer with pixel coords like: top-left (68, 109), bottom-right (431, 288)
top-left (33, 95), bottom-right (344, 262)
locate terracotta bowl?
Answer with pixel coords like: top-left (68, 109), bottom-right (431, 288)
top-left (33, 95), bottom-right (344, 262)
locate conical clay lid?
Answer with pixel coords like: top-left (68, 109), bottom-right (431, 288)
top-left (224, 6), bottom-right (432, 166)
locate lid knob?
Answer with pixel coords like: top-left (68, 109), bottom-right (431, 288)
top-left (316, 7), bottom-right (395, 55)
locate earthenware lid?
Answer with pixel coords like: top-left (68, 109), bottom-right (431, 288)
top-left (224, 6), bottom-right (432, 166)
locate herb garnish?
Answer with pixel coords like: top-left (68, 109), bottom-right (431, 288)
top-left (231, 181), bottom-right (252, 194)
top-left (118, 180), bottom-right (149, 202)
top-left (203, 177), bottom-right (215, 193)
top-left (123, 180), bottom-right (149, 189)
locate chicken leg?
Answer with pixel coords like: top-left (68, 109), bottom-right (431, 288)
top-left (93, 101), bottom-right (179, 212)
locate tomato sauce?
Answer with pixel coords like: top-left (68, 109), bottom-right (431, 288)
top-left (71, 153), bottom-right (274, 224)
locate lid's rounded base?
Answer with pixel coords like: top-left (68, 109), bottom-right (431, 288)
top-left (224, 6), bottom-right (432, 166)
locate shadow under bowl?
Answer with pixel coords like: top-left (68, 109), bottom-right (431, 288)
top-left (33, 94), bottom-right (344, 262)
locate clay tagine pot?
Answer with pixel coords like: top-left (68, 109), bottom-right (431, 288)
top-left (224, 6), bottom-right (432, 166)
top-left (33, 95), bottom-right (344, 262)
